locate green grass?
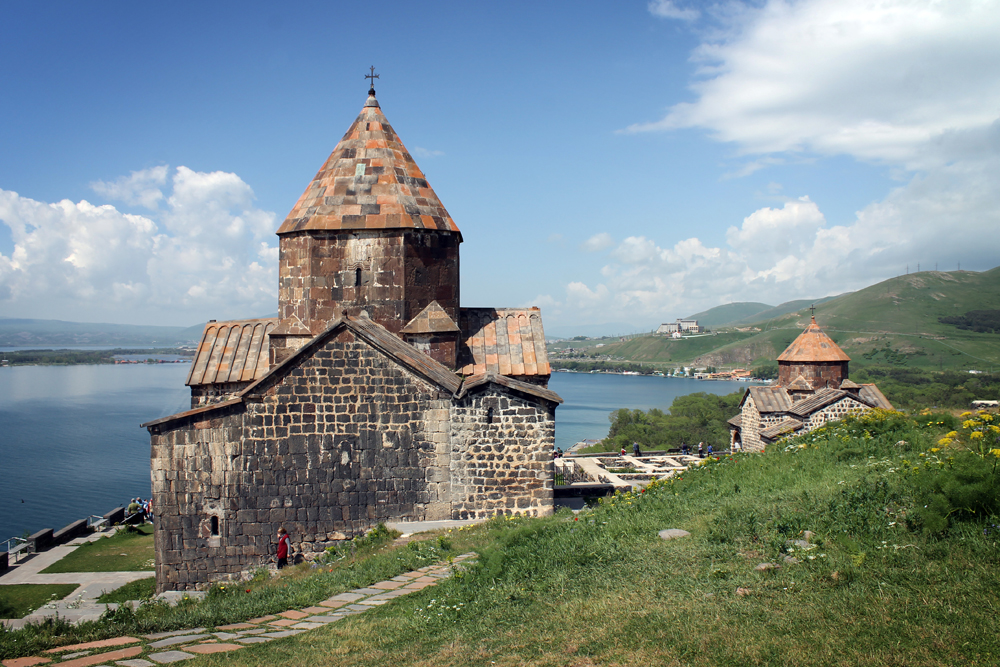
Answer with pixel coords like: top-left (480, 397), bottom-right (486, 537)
top-left (0, 584), bottom-right (78, 619)
top-left (39, 525), bottom-right (154, 574)
top-left (5, 410), bottom-right (1000, 665)
top-left (96, 578), bottom-right (156, 604)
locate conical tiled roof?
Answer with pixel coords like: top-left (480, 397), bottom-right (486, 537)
top-left (276, 93), bottom-right (460, 237)
top-left (777, 317), bottom-right (851, 362)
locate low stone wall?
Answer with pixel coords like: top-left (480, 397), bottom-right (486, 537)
top-left (53, 519), bottom-right (88, 544)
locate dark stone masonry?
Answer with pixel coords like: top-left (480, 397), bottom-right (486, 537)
top-left (143, 86), bottom-right (560, 591)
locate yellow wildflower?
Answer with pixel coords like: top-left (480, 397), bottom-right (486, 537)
top-left (970, 431), bottom-right (984, 440)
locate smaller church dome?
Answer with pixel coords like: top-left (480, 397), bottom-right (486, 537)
top-left (777, 317), bottom-right (851, 363)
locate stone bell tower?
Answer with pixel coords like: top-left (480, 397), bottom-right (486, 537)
top-left (270, 76), bottom-right (462, 367)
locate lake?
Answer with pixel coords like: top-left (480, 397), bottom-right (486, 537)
top-left (0, 365), bottom-right (753, 545)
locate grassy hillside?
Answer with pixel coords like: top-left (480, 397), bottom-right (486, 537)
top-left (589, 268), bottom-right (1000, 372)
top-left (684, 302), bottom-right (772, 327)
top-left (731, 295), bottom-right (841, 326)
top-left (6, 409), bottom-right (996, 665)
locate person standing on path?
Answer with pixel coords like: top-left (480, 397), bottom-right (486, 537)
top-left (633, 441), bottom-right (641, 457)
top-left (276, 527), bottom-right (290, 569)
top-left (698, 442), bottom-right (704, 458)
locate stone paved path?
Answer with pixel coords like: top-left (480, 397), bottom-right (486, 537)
top-left (1, 554), bottom-right (475, 667)
top-left (0, 529), bottom-right (155, 628)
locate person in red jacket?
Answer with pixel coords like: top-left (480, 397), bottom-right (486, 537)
top-left (276, 527), bottom-right (290, 569)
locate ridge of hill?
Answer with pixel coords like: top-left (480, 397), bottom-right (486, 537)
top-left (0, 318), bottom-right (199, 347)
top-left (684, 302), bottom-right (773, 328)
top-left (582, 267), bottom-right (1000, 372)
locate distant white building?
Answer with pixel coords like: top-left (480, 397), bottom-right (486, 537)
top-left (656, 318), bottom-right (702, 335)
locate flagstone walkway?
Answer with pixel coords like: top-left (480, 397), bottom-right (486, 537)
top-left (1, 554), bottom-right (475, 667)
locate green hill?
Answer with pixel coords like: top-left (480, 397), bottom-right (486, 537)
top-left (684, 302), bottom-right (773, 328)
top-left (584, 267), bottom-right (1000, 372)
top-left (731, 295), bottom-right (841, 326)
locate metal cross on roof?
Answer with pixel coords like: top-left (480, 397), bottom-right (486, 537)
top-left (366, 66), bottom-right (379, 94)
top-left (809, 304), bottom-right (816, 317)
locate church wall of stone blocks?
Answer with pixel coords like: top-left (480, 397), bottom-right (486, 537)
top-left (143, 86), bottom-right (560, 592)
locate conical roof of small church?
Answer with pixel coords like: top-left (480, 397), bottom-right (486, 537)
top-left (777, 317), bottom-right (851, 362)
top-left (276, 92), bottom-right (460, 237)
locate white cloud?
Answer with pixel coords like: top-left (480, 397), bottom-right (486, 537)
top-left (411, 147), bottom-right (444, 158)
top-left (544, 0), bottom-right (1000, 324)
top-left (0, 166), bottom-right (279, 324)
top-left (631, 0), bottom-right (1000, 171)
top-left (581, 232), bottom-right (615, 252)
top-left (648, 0), bottom-right (699, 21)
top-left (90, 166), bottom-right (168, 210)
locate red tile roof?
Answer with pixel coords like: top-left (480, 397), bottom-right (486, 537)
top-left (458, 308), bottom-right (550, 377)
top-left (777, 317), bottom-right (851, 363)
top-left (276, 94), bottom-right (460, 237)
top-left (186, 319), bottom-right (277, 387)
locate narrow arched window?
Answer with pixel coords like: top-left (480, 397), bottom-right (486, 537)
top-left (355, 267), bottom-right (362, 287)
top-left (486, 407), bottom-right (494, 424)
top-left (210, 516), bottom-right (219, 536)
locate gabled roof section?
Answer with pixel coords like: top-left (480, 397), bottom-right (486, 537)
top-left (786, 375), bottom-right (813, 391)
top-left (747, 386), bottom-right (793, 413)
top-left (457, 372), bottom-right (563, 405)
top-left (242, 315), bottom-right (462, 398)
top-left (276, 93), bottom-right (460, 237)
top-left (458, 308), bottom-right (550, 377)
top-left (760, 418), bottom-right (804, 442)
top-left (777, 317), bottom-right (851, 363)
top-left (400, 301), bottom-right (460, 334)
top-left (186, 318), bottom-right (278, 387)
top-left (859, 384), bottom-right (894, 410)
top-left (727, 413), bottom-right (743, 428)
top-left (787, 387), bottom-right (849, 417)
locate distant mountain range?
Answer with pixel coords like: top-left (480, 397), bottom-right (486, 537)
top-left (587, 267), bottom-right (1000, 373)
top-left (0, 318), bottom-right (207, 347)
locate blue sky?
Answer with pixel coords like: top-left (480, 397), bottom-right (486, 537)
top-left (1, 1), bottom-right (998, 336)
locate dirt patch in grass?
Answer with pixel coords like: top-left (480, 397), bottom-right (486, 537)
top-left (40, 525), bottom-right (154, 573)
top-left (0, 584), bottom-right (79, 619)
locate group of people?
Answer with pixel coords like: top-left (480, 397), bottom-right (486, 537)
top-left (679, 442), bottom-right (713, 458)
top-left (126, 497), bottom-right (152, 522)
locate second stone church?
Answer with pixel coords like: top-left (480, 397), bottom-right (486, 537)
top-left (143, 84), bottom-right (561, 591)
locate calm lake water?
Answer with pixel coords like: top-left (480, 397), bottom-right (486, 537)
top-left (0, 365), bottom-right (754, 545)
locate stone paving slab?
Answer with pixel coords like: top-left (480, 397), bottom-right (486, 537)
top-left (371, 580), bottom-right (405, 590)
top-left (318, 599), bottom-right (349, 609)
top-left (146, 636), bottom-right (210, 650)
top-left (289, 622), bottom-right (325, 630)
top-left (183, 644), bottom-right (243, 655)
top-left (277, 610), bottom-right (309, 620)
top-left (267, 619), bottom-right (298, 628)
top-left (210, 632), bottom-right (237, 640)
top-left (261, 630), bottom-right (306, 639)
top-left (215, 622), bottom-right (257, 631)
top-left (60, 652), bottom-right (92, 660)
top-left (345, 604), bottom-right (369, 612)
top-left (142, 630), bottom-right (205, 641)
top-left (246, 615), bottom-right (276, 624)
top-left (46, 638), bottom-right (140, 654)
top-left (349, 587), bottom-right (382, 596)
top-left (326, 592), bottom-right (364, 602)
top-left (60, 647), bottom-right (142, 667)
top-left (115, 660), bottom-right (155, 667)
top-left (305, 615), bottom-right (344, 624)
top-left (300, 606), bottom-right (329, 614)
top-left (235, 628), bottom-right (266, 635)
top-left (234, 637), bottom-right (272, 645)
top-left (2, 658), bottom-right (51, 667)
top-left (146, 652), bottom-right (193, 664)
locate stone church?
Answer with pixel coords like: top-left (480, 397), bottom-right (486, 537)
top-left (142, 83), bottom-right (561, 591)
top-left (728, 316), bottom-right (893, 452)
